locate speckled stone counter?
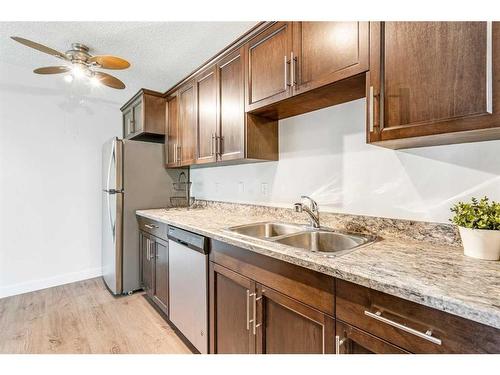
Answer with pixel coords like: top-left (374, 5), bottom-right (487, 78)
top-left (136, 201), bottom-right (500, 330)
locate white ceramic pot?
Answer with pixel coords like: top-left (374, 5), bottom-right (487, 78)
top-left (458, 227), bottom-right (500, 261)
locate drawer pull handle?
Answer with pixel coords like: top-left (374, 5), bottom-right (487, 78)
top-left (144, 224), bottom-right (158, 229)
top-left (364, 310), bottom-right (442, 346)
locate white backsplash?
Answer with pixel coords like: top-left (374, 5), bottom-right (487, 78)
top-left (191, 99), bottom-right (500, 223)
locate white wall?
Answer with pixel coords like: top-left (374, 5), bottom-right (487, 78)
top-left (191, 99), bottom-right (500, 223)
top-left (0, 61), bottom-right (121, 298)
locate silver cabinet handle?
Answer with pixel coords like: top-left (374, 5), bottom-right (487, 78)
top-left (369, 85), bottom-right (374, 132)
top-left (246, 290), bottom-right (251, 331)
top-left (284, 55), bottom-right (291, 89)
top-left (145, 238), bottom-right (150, 261)
top-left (144, 224), bottom-right (158, 229)
top-left (335, 335), bottom-right (346, 354)
top-left (291, 51), bottom-right (297, 86)
top-left (218, 135), bottom-right (223, 158)
top-left (177, 144), bottom-right (181, 163)
top-left (172, 143), bottom-right (176, 164)
top-left (486, 21), bottom-right (493, 114)
top-left (253, 293), bottom-right (262, 335)
top-left (211, 133), bottom-right (216, 156)
top-left (364, 310), bottom-right (442, 345)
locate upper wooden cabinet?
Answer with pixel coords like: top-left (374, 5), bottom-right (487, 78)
top-left (195, 66), bottom-right (218, 165)
top-left (187, 47), bottom-right (278, 167)
top-left (121, 89), bottom-right (165, 142)
top-left (245, 22), bottom-right (369, 118)
top-left (218, 48), bottom-right (246, 161)
top-left (368, 22), bottom-right (500, 148)
top-left (246, 22), bottom-right (293, 110)
top-left (165, 93), bottom-right (180, 167)
top-left (178, 80), bottom-right (197, 166)
top-left (292, 22), bottom-right (369, 95)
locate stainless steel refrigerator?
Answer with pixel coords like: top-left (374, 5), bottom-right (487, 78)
top-left (102, 137), bottom-right (182, 295)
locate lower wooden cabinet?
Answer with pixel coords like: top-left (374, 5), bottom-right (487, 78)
top-left (256, 284), bottom-right (335, 354)
top-left (336, 279), bottom-right (500, 354)
top-left (209, 238), bottom-right (500, 354)
top-left (139, 230), bottom-right (169, 316)
top-left (209, 262), bottom-right (334, 354)
top-left (140, 231), bottom-right (154, 297)
top-left (210, 263), bottom-right (256, 354)
top-left (336, 320), bottom-right (408, 354)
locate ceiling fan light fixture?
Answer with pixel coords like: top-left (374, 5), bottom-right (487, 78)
top-left (71, 64), bottom-right (87, 79)
top-left (90, 75), bottom-right (101, 87)
top-left (11, 37), bottom-right (130, 90)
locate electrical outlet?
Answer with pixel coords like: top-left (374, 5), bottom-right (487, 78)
top-left (215, 182), bottom-right (220, 193)
top-left (238, 181), bottom-right (245, 194)
top-left (261, 183), bottom-right (268, 196)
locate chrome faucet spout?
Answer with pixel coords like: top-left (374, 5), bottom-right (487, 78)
top-left (293, 196), bottom-right (320, 229)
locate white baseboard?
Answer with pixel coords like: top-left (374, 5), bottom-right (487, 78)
top-left (0, 267), bottom-right (102, 299)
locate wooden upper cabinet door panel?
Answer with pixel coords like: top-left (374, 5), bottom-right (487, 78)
top-left (255, 284), bottom-right (335, 354)
top-left (368, 22), bottom-right (498, 147)
top-left (246, 22), bottom-right (293, 110)
top-left (218, 48), bottom-right (245, 161)
top-left (195, 66), bottom-right (218, 164)
top-left (384, 22), bottom-right (487, 127)
top-left (292, 22), bottom-right (369, 94)
top-left (179, 81), bottom-right (197, 166)
top-left (165, 94), bottom-right (179, 167)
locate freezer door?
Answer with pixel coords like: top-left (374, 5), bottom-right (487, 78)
top-left (101, 138), bottom-right (123, 294)
top-left (102, 137), bottom-right (123, 192)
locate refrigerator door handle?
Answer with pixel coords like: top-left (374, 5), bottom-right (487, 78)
top-left (107, 192), bottom-right (115, 242)
top-left (106, 138), bottom-right (116, 192)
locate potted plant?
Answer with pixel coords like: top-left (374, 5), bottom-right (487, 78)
top-left (450, 197), bottom-right (500, 261)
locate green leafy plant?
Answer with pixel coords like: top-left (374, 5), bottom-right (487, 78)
top-left (450, 197), bottom-right (500, 230)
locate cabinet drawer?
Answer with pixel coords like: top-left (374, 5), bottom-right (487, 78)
top-left (336, 279), bottom-right (500, 353)
top-left (137, 216), bottom-right (167, 239)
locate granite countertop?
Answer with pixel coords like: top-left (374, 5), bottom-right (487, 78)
top-left (136, 202), bottom-right (500, 330)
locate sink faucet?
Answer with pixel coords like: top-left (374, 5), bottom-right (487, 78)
top-left (294, 195), bottom-right (320, 229)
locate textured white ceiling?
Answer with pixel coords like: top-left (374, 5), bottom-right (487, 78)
top-left (0, 22), bottom-right (256, 105)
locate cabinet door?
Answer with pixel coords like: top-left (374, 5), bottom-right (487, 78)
top-left (166, 94), bottom-right (180, 167)
top-left (132, 100), bottom-right (143, 133)
top-left (195, 66), bottom-right (218, 164)
top-left (369, 22), bottom-right (494, 146)
top-left (246, 22), bottom-right (293, 111)
top-left (140, 231), bottom-right (154, 297)
top-left (218, 48), bottom-right (245, 161)
top-left (336, 320), bottom-right (409, 354)
top-left (209, 263), bottom-right (256, 354)
top-left (255, 284), bottom-right (335, 354)
top-left (123, 107), bottom-right (133, 138)
top-left (152, 237), bottom-right (169, 315)
top-left (179, 81), bottom-right (197, 166)
top-left (292, 22), bottom-right (369, 95)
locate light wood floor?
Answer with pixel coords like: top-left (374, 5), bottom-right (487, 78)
top-left (0, 277), bottom-right (191, 354)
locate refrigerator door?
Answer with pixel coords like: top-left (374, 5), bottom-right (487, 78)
top-left (101, 137), bottom-right (123, 295)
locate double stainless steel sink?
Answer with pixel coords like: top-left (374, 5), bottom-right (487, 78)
top-left (226, 222), bottom-right (376, 257)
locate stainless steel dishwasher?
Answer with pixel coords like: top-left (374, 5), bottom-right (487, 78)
top-left (167, 226), bottom-right (208, 354)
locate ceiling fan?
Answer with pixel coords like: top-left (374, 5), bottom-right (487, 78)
top-left (10, 36), bottom-right (130, 90)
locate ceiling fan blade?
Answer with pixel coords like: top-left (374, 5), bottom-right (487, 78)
top-left (11, 36), bottom-right (69, 61)
top-left (89, 55), bottom-right (130, 70)
top-left (34, 66), bottom-right (71, 74)
top-left (94, 72), bottom-right (126, 89)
